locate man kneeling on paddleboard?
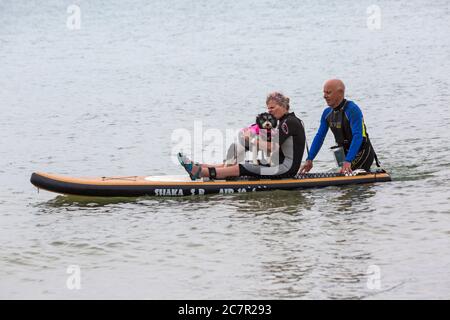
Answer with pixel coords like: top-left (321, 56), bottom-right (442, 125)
top-left (178, 92), bottom-right (306, 180)
top-left (299, 79), bottom-right (381, 175)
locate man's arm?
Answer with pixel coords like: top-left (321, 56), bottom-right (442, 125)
top-left (344, 104), bottom-right (364, 162)
top-left (306, 109), bottom-right (330, 161)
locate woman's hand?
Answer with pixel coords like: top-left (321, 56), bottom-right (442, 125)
top-left (299, 160), bottom-right (313, 174)
top-left (241, 128), bottom-right (251, 139)
top-left (258, 138), bottom-right (272, 153)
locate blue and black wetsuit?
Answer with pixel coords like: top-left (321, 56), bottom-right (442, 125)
top-left (307, 99), bottom-right (377, 171)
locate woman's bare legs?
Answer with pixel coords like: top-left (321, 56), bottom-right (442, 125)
top-left (194, 132), bottom-right (250, 169)
top-left (190, 164), bottom-right (240, 179)
top-left (200, 163), bottom-right (226, 168)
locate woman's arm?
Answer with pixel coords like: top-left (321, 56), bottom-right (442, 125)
top-left (257, 138), bottom-right (273, 153)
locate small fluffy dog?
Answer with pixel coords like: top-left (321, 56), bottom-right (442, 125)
top-left (251, 112), bottom-right (277, 165)
top-left (224, 112), bottom-right (278, 166)
top-left (224, 112), bottom-right (277, 166)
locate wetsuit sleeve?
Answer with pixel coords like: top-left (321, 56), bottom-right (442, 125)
top-left (278, 118), bottom-right (294, 146)
top-left (306, 109), bottom-right (329, 161)
top-left (345, 104), bottom-right (364, 162)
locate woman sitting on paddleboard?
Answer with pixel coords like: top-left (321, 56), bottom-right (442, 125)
top-left (178, 92), bottom-right (306, 180)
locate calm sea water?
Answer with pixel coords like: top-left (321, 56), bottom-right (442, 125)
top-left (1, 0), bottom-right (449, 299)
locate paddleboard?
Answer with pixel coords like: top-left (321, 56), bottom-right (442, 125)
top-left (30, 170), bottom-right (392, 197)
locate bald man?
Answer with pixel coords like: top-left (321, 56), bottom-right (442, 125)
top-left (300, 79), bottom-right (379, 174)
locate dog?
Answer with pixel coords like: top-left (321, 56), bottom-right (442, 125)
top-left (224, 112), bottom-right (278, 166)
top-left (256, 112), bottom-right (278, 133)
top-left (251, 112), bottom-right (277, 165)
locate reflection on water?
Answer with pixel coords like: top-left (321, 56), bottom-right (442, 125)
top-left (226, 190), bottom-right (315, 215)
top-left (325, 185), bottom-right (378, 214)
top-left (247, 185), bottom-right (380, 299)
top-left (41, 195), bottom-right (142, 207)
top-left (38, 183), bottom-right (378, 212)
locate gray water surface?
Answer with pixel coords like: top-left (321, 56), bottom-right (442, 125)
top-left (1, 0), bottom-right (449, 299)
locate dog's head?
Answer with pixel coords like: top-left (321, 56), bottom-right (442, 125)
top-left (256, 112), bottom-right (277, 130)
